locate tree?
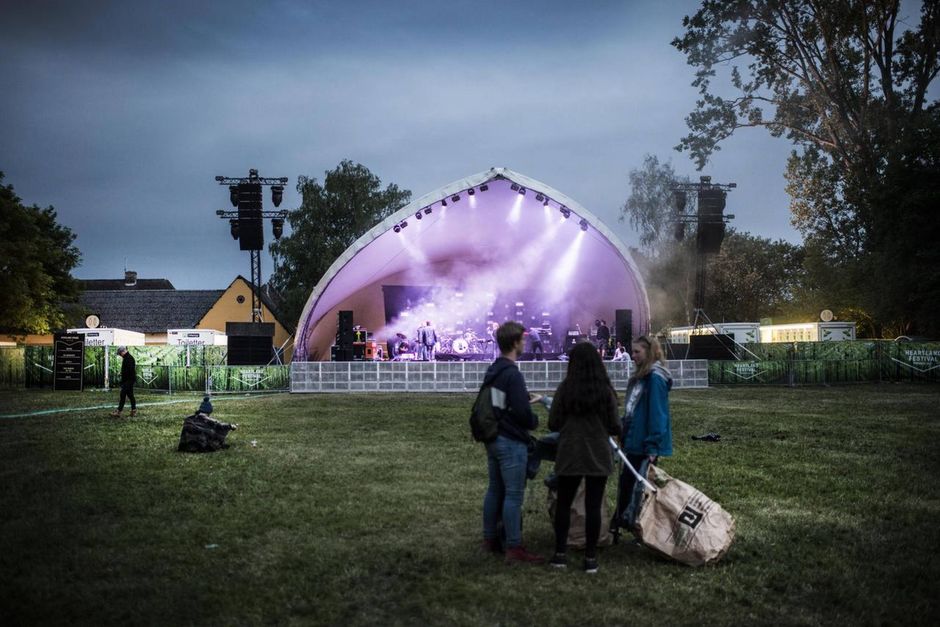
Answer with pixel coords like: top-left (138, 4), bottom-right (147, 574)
top-left (673, 0), bottom-right (940, 336)
top-left (269, 160), bottom-right (411, 327)
top-left (0, 172), bottom-right (82, 335)
top-left (619, 154), bottom-right (688, 256)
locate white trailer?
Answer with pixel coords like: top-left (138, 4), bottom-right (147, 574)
top-left (66, 328), bottom-right (146, 347)
top-left (167, 329), bottom-right (228, 346)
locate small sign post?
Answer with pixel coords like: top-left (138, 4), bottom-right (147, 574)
top-left (53, 332), bottom-right (84, 391)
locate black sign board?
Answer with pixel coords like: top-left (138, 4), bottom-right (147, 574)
top-left (53, 332), bottom-right (84, 391)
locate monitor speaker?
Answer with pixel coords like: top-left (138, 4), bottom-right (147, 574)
top-left (688, 334), bottom-right (736, 360)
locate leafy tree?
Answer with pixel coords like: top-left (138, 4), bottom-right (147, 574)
top-left (0, 172), bottom-right (82, 335)
top-left (619, 154), bottom-right (689, 256)
top-left (269, 160), bottom-right (411, 327)
top-left (673, 0), bottom-right (940, 336)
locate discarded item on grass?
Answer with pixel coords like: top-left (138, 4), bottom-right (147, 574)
top-left (178, 412), bottom-right (237, 453)
top-left (205, 544), bottom-right (219, 549)
top-left (691, 433), bottom-right (722, 442)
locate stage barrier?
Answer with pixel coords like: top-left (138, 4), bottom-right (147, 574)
top-left (289, 360), bottom-right (710, 393)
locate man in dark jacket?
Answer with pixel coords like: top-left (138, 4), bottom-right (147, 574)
top-left (110, 346), bottom-right (137, 417)
top-left (480, 321), bottom-right (544, 565)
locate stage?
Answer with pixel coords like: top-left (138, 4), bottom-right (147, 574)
top-left (290, 359), bottom-right (708, 393)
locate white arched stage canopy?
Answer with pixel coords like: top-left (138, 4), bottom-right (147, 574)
top-left (294, 167), bottom-right (650, 361)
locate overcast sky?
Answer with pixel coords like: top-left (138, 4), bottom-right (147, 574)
top-left (2, 0), bottom-right (808, 289)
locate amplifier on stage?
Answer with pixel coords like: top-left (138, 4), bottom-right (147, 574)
top-left (353, 341), bottom-right (377, 361)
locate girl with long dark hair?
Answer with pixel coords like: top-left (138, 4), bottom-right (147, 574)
top-left (547, 341), bottom-right (621, 573)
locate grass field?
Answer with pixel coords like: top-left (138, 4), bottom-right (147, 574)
top-left (1, 385), bottom-right (939, 626)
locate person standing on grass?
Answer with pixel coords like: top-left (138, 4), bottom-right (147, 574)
top-left (547, 342), bottom-right (621, 573)
top-left (110, 346), bottom-right (137, 418)
top-left (481, 321), bottom-right (544, 565)
top-left (613, 335), bottom-right (673, 533)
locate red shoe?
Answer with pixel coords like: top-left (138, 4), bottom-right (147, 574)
top-left (505, 546), bottom-right (545, 565)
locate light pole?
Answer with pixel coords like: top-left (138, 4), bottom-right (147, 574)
top-left (214, 169), bottom-right (289, 323)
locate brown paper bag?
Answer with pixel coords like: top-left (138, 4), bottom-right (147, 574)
top-left (633, 464), bottom-right (735, 566)
top-left (546, 480), bottom-right (613, 550)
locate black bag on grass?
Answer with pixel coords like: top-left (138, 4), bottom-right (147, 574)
top-left (178, 413), bottom-right (236, 453)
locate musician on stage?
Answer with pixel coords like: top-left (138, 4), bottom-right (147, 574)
top-left (596, 319), bottom-right (611, 359)
top-left (421, 320), bottom-right (438, 361)
top-left (529, 327), bottom-right (544, 361)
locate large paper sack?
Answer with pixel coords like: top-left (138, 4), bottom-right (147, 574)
top-left (633, 464), bottom-right (735, 566)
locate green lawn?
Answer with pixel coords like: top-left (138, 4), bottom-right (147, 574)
top-left (1, 385), bottom-right (938, 626)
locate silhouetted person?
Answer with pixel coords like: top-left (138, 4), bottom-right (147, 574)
top-left (110, 346), bottom-right (137, 417)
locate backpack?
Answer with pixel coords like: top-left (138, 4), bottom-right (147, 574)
top-left (469, 364), bottom-right (510, 443)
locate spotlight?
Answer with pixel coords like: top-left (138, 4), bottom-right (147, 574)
top-left (441, 198), bottom-right (447, 207)
top-left (393, 225), bottom-right (401, 233)
top-left (511, 183), bottom-right (519, 191)
top-left (560, 206), bottom-right (571, 218)
top-left (271, 185), bottom-right (284, 207)
top-left (424, 207), bottom-right (432, 215)
top-left (229, 219), bottom-right (239, 240)
top-left (518, 187), bottom-right (526, 195)
top-left (415, 211), bottom-right (423, 220)
top-left (480, 184), bottom-right (489, 192)
top-left (543, 197), bottom-right (549, 206)
top-left (451, 194), bottom-right (460, 202)
top-left (229, 185), bottom-right (239, 207)
top-left (272, 218), bottom-right (284, 239)
top-left (579, 218), bottom-right (588, 231)
top-left (468, 188), bottom-right (475, 196)
top-left (401, 220), bottom-right (408, 229)
top-left (535, 193), bottom-right (544, 202)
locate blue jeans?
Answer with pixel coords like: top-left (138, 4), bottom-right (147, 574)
top-left (483, 435), bottom-right (528, 548)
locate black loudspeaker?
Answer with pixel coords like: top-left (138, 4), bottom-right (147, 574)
top-left (237, 183), bottom-right (264, 250)
top-left (228, 336), bottom-right (272, 365)
top-left (688, 334), bottom-right (737, 360)
top-left (696, 223), bottom-right (726, 254)
top-left (336, 310), bottom-right (354, 348)
top-left (226, 322), bottom-right (275, 365)
top-left (615, 309), bottom-right (633, 348)
top-left (696, 188), bottom-right (726, 254)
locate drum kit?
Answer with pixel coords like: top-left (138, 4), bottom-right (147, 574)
top-left (439, 329), bottom-right (489, 355)
top-left (393, 328), bottom-right (492, 360)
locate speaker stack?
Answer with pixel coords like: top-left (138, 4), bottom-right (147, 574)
top-left (333, 310), bottom-right (355, 361)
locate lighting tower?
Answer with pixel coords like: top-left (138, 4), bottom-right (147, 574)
top-left (214, 169), bottom-right (289, 323)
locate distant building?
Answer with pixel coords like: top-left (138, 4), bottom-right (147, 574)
top-left (3, 272), bottom-right (295, 361)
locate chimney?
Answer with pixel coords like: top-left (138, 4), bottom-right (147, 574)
top-left (124, 271), bottom-right (138, 287)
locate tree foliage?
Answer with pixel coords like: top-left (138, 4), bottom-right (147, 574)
top-left (0, 172), bottom-right (82, 335)
top-left (269, 160), bottom-right (411, 328)
top-left (673, 0), bottom-right (940, 336)
top-left (620, 155), bottom-right (689, 256)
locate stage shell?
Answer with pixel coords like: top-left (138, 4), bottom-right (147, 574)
top-left (294, 167), bottom-right (651, 361)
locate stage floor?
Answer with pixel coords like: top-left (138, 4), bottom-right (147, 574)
top-left (290, 360), bottom-right (708, 393)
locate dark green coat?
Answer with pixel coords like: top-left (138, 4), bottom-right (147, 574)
top-left (548, 386), bottom-right (621, 476)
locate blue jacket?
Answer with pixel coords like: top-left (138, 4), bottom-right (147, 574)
top-left (623, 363), bottom-right (673, 456)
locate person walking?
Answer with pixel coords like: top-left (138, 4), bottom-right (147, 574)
top-left (481, 321), bottom-right (544, 565)
top-left (547, 342), bottom-right (621, 573)
top-left (613, 335), bottom-right (673, 534)
top-left (110, 346), bottom-right (137, 417)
